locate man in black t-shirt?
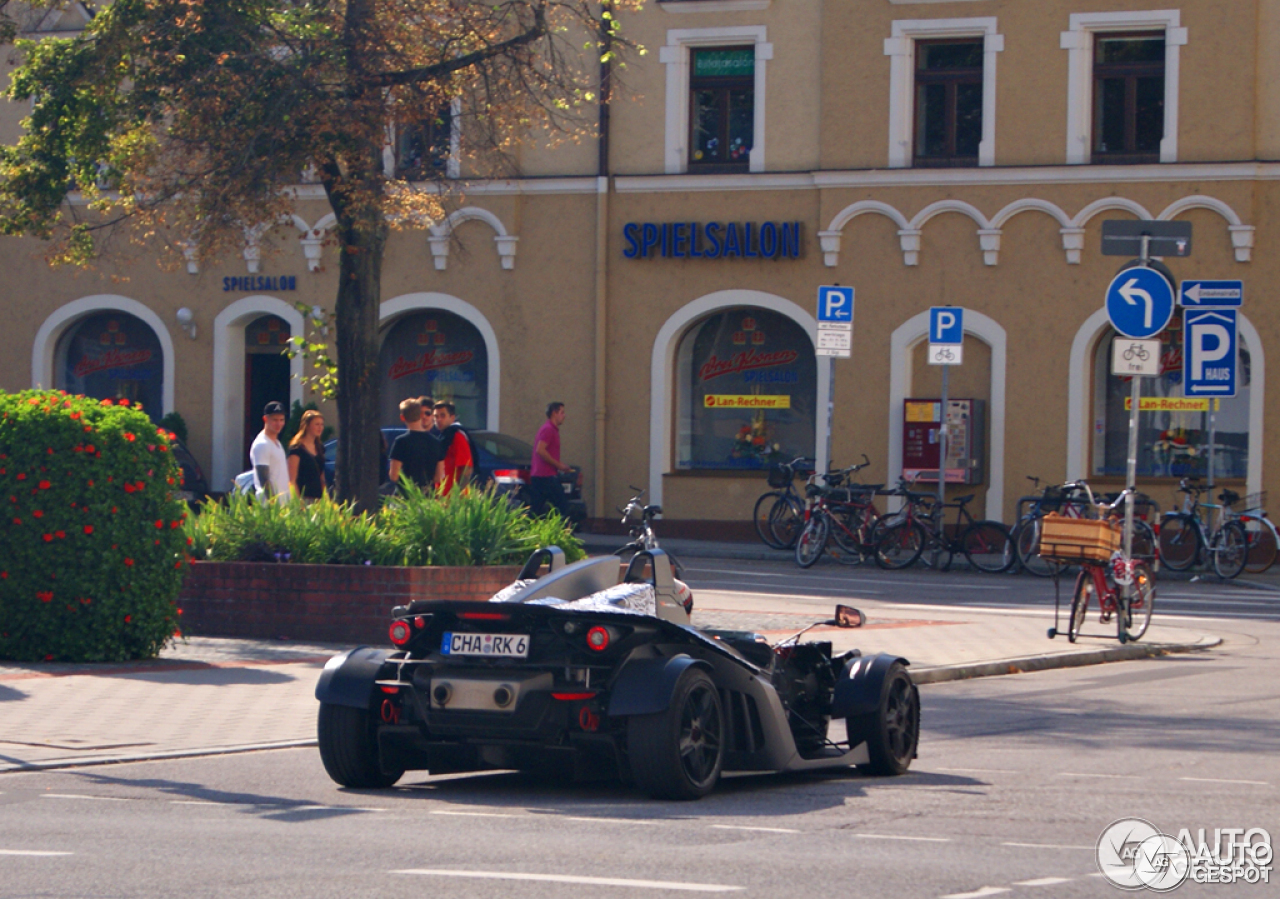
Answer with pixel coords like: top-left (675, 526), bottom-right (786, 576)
top-left (388, 398), bottom-right (442, 491)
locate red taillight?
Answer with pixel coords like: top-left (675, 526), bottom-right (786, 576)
top-left (380, 685), bottom-right (400, 694)
top-left (414, 616), bottom-right (426, 629)
top-left (551, 692), bottom-right (598, 701)
top-left (586, 626), bottom-right (610, 651)
top-left (460, 612), bottom-right (510, 621)
top-left (493, 469), bottom-right (525, 485)
top-left (389, 620), bottom-right (412, 646)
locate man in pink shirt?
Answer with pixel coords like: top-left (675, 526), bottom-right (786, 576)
top-left (529, 401), bottom-right (571, 517)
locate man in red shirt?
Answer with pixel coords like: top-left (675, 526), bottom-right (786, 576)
top-left (432, 402), bottom-right (473, 495)
top-left (529, 401), bottom-right (571, 517)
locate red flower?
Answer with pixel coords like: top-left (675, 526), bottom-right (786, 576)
top-left (16, 473), bottom-right (25, 481)
top-left (38, 480), bottom-right (50, 490)
top-left (186, 537), bottom-right (193, 546)
top-left (0, 571), bottom-right (6, 579)
top-left (87, 480), bottom-right (94, 487)
top-left (46, 448), bottom-right (53, 455)
top-left (124, 558), bottom-right (134, 566)
top-left (80, 597), bottom-right (92, 605)
top-left (111, 507), bottom-right (118, 514)
top-left (54, 530), bottom-right (65, 539)
top-left (70, 411), bottom-right (81, 420)
top-left (124, 484), bottom-right (136, 494)
top-left (174, 561), bottom-right (183, 569)
top-left (176, 608), bottom-right (183, 615)
top-left (170, 521), bottom-right (181, 529)
top-left (32, 510), bottom-right (43, 518)
top-left (44, 654), bottom-right (53, 661)
top-left (43, 534), bottom-right (53, 542)
top-left (119, 398), bottom-right (130, 406)
top-left (11, 518), bottom-right (20, 526)
top-left (155, 520), bottom-right (164, 529)
top-left (101, 399), bottom-right (113, 406)
top-left (86, 446), bottom-right (95, 454)
top-left (123, 433), bottom-right (136, 442)
top-left (36, 591), bottom-right (52, 603)
top-left (124, 615), bottom-right (131, 623)
top-left (84, 525), bottom-right (94, 535)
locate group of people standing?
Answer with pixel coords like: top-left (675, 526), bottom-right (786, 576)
top-left (248, 397), bottom-right (571, 516)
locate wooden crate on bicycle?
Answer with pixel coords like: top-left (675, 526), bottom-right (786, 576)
top-left (1038, 513), bottom-right (1120, 563)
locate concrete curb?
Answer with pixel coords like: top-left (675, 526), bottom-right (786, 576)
top-left (910, 635), bottom-right (1222, 684)
top-left (0, 740), bottom-right (317, 774)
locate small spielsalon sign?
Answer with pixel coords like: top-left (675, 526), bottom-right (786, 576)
top-left (623, 222), bottom-right (802, 260)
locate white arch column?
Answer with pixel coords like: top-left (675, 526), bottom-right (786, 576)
top-left (32, 295), bottom-right (177, 415)
top-left (380, 293), bottom-right (501, 432)
top-left (210, 297), bottom-right (306, 489)
top-left (888, 310), bottom-right (1007, 519)
top-left (649, 290), bottom-right (830, 508)
top-left (1067, 310), bottom-right (1265, 498)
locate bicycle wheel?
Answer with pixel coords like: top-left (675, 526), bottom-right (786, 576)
top-left (1242, 515), bottom-right (1279, 574)
top-left (961, 521), bottom-right (1015, 573)
top-left (875, 519), bottom-right (927, 570)
top-left (753, 492), bottom-right (787, 549)
top-left (1068, 568), bottom-right (1093, 643)
top-left (1130, 519), bottom-right (1158, 564)
top-left (1211, 520), bottom-right (1248, 580)
top-left (1120, 561), bottom-right (1155, 642)
top-left (1014, 518), bottom-right (1064, 578)
top-left (1158, 514), bottom-right (1201, 571)
top-left (794, 515), bottom-right (830, 568)
top-left (768, 494), bottom-right (805, 550)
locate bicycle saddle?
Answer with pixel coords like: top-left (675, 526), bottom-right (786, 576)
top-left (643, 504), bottom-right (662, 517)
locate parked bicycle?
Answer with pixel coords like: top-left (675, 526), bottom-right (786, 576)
top-left (1236, 494), bottom-right (1278, 574)
top-left (794, 465), bottom-right (885, 568)
top-left (1058, 488), bottom-right (1155, 644)
top-left (1012, 478), bottom-right (1156, 577)
top-left (614, 487), bottom-right (685, 579)
top-left (753, 456), bottom-right (815, 550)
top-left (872, 478), bottom-right (1014, 573)
top-left (1157, 477), bottom-right (1248, 579)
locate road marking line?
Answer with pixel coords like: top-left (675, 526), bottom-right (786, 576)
top-left (936, 767), bottom-right (1016, 774)
top-left (854, 834), bottom-right (951, 842)
top-left (563, 816), bottom-right (656, 826)
top-left (392, 869), bottom-right (743, 892)
top-left (941, 888), bottom-right (1011, 899)
top-left (1012, 877), bottom-right (1073, 887)
top-left (0, 850), bottom-right (73, 856)
top-left (170, 800), bottom-right (218, 806)
top-left (40, 793), bottom-right (130, 801)
top-left (1055, 772), bottom-right (1139, 779)
top-left (710, 825), bottom-right (800, 834)
top-left (1179, 776), bottom-right (1271, 786)
top-left (429, 810), bottom-right (517, 818)
top-left (1002, 843), bottom-right (1092, 850)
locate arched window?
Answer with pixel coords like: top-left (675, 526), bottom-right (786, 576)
top-left (54, 311), bottom-right (164, 421)
top-left (1091, 317), bottom-right (1251, 480)
top-left (675, 307), bottom-right (816, 470)
top-left (379, 310), bottom-right (488, 428)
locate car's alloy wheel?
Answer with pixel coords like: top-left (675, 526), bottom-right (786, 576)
top-left (627, 667), bottom-right (725, 800)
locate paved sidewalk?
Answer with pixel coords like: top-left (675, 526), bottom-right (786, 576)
top-left (0, 557), bottom-right (1221, 774)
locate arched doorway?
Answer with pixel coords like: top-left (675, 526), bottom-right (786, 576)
top-left (241, 315), bottom-right (293, 468)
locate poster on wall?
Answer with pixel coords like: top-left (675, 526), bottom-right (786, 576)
top-left (680, 308), bottom-right (816, 470)
top-left (56, 312), bottom-right (164, 422)
top-left (378, 310), bottom-right (488, 429)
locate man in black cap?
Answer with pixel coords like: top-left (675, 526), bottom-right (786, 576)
top-left (250, 400), bottom-right (291, 503)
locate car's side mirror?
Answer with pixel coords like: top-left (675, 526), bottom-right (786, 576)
top-left (832, 604), bottom-right (865, 628)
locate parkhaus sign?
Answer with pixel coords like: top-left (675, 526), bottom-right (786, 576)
top-left (623, 221), bottom-right (803, 260)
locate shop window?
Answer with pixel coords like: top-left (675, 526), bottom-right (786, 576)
top-left (379, 310), bottom-right (488, 429)
top-left (1092, 33), bottom-right (1164, 163)
top-left (394, 107), bottom-right (454, 180)
top-left (689, 46), bottom-right (754, 172)
top-left (54, 311), bottom-right (164, 421)
top-left (914, 40), bottom-right (983, 167)
top-left (1091, 321), bottom-right (1250, 481)
top-left (675, 307), bottom-right (815, 470)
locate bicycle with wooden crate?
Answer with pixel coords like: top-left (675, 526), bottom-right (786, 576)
top-left (1042, 488), bottom-right (1155, 644)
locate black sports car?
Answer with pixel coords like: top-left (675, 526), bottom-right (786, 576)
top-left (315, 547), bottom-right (919, 799)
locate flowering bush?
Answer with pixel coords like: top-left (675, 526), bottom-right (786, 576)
top-left (0, 391), bottom-right (188, 662)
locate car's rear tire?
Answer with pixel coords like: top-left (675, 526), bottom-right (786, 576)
top-left (627, 668), bottom-right (724, 800)
top-left (317, 703), bottom-right (404, 788)
top-left (850, 663), bottom-right (919, 776)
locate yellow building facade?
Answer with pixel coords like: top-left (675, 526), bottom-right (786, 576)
top-left (3, 0), bottom-right (1278, 529)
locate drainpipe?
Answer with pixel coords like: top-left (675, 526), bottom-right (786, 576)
top-left (592, 3), bottom-right (613, 520)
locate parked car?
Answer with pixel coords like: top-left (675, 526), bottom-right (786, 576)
top-left (315, 546), bottom-right (919, 799)
top-left (323, 429), bottom-right (586, 523)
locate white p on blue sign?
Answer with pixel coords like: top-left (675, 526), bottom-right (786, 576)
top-left (818, 286), bottom-right (854, 323)
top-left (1184, 309), bottom-right (1237, 397)
top-left (929, 307), bottom-right (964, 344)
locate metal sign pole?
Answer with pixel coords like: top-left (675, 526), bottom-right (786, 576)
top-left (826, 357), bottom-right (836, 474)
top-left (935, 364), bottom-right (949, 568)
top-left (1207, 401), bottom-right (1216, 492)
top-left (1122, 237), bottom-right (1152, 573)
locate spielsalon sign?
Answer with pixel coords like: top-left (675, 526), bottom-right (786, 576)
top-left (623, 221), bottom-right (802, 260)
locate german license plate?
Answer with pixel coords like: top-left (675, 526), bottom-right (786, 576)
top-left (441, 632), bottom-right (529, 658)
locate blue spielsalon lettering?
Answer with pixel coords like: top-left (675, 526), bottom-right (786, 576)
top-left (705, 222), bottom-right (722, 258)
top-left (622, 221), bottom-right (802, 260)
top-left (623, 223), bottom-right (640, 258)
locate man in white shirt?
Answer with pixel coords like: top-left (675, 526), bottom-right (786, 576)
top-left (250, 401), bottom-right (291, 503)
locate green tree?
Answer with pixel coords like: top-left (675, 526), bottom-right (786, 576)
top-left (0, 0), bottom-right (631, 510)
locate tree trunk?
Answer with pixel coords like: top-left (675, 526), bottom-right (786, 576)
top-left (329, 186), bottom-right (388, 513)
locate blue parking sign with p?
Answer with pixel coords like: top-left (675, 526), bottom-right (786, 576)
top-left (818, 286), bottom-right (854, 323)
top-left (930, 307), bottom-right (964, 344)
top-left (1184, 309), bottom-right (1237, 397)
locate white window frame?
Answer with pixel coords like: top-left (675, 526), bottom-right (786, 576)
top-left (884, 17), bottom-right (1003, 169)
top-left (1061, 10), bottom-right (1187, 165)
top-left (383, 97), bottom-right (461, 180)
top-left (659, 26), bottom-right (771, 174)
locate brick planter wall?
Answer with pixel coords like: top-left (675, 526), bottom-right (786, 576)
top-left (179, 561), bottom-right (522, 645)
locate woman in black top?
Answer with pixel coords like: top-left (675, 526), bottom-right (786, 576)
top-left (286, 410), bottom-right (327, 500)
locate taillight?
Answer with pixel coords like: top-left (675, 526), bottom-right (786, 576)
top-left (586, 626), bottom-right (610, 651)
top-left (389, 620), bottom-right (412, 646)
top-left (493, 469), bottom-right (524, 485)
top-left (552, 691), bottom-right (598, 701)
top-left (460, 612), bottom-right (510, 621)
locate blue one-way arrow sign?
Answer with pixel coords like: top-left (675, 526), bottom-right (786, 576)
top-left (1106, 267), bottom-right (1175, 339)
top-left (1180, 280), bottom-right (1243, 307)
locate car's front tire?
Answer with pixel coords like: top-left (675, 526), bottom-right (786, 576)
top-left (627, 668), bottom-right (724, 800)
top-left (850, 662), bottom-right (919, 776)
top-left (317, 703), bottom-right (404, 788)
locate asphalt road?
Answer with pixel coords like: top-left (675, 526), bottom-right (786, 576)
top-left (2, 564), bottom-right (1276, 898)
